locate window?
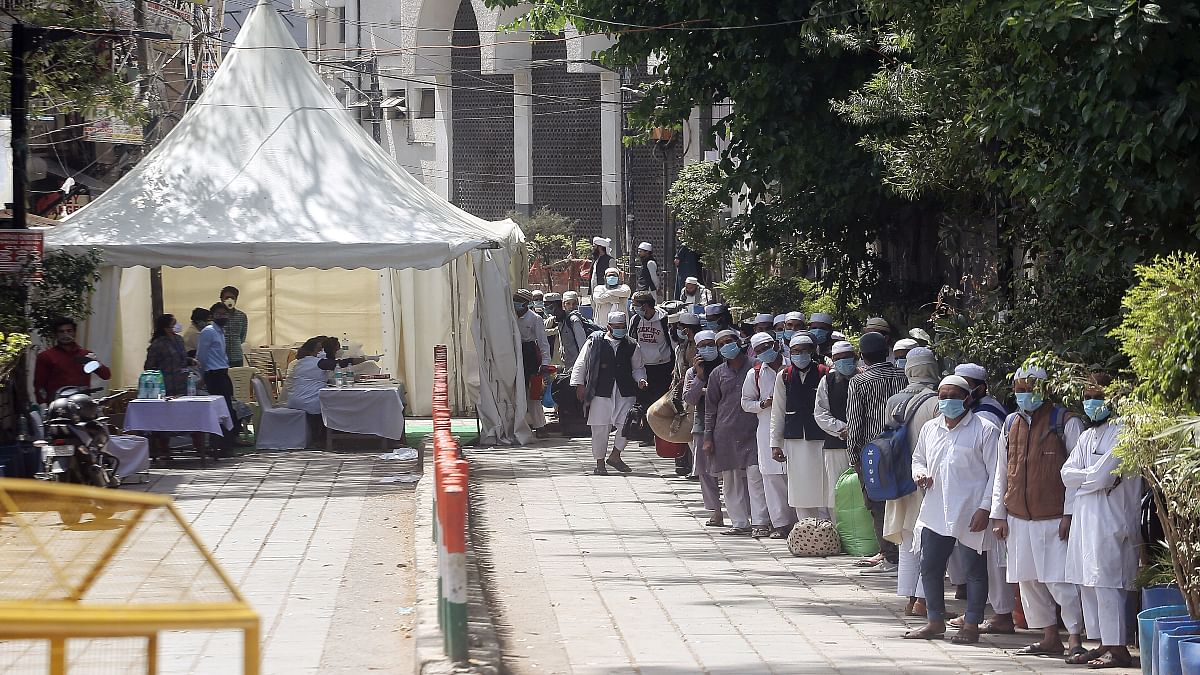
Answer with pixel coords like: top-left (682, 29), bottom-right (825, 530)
top-left (336, 7), bottom-right (346, 44)
top-left (416, 88), bottom-right (436, 119)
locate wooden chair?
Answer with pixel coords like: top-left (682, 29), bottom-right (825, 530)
top-left (243, 350), bottom-right (281, 396)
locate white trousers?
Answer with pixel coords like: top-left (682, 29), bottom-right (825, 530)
top-left (898, 530), bottom-right (925, 598)
top-left (1080, 586), bottom-right (1129, 646)
top-left (721, 469), bottom-right (750, 529)
top-left (526, 401), bottom-right (546, 430)
top-left (692, 434), bottom-right (721, 511)
top-left (1019, 580), bottom-right (1083, 634)
top-left (589, 425), bottom-right (625, 460)
top-left (988, 546), bottom-right (1015, 614)
top-left (747, 465), bottom-right (769, 527)
top-left (763, 473), bottom-right (795, 528)
top-left (793, 506), bottom-right (833, 521)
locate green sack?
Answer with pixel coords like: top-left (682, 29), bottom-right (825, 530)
top-left (834, 467), bottom-right (880, 557)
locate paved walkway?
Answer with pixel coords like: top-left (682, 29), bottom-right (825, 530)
top-left (129, 450), bottom-right (418, 674)
top-left (470, 437), bottom-right (1139, 675)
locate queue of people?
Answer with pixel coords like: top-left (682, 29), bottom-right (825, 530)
top-left (534, 292), bottom-right (1139, 669)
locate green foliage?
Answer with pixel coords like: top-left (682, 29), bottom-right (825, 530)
top-left (574, 238), bottom-right (592, 260)
top-left (0, 331), bottom-right (32, 386)
top-left (0, 0), bottom-right (144, 121)
top-left (512, 207), bottom-right (579, 290)
top-left (717, 246), bottom-right (862, 323)
top-left (666, 161), bottom-right (727, 227)
top-left (30, 249), bottom-right (104, 343)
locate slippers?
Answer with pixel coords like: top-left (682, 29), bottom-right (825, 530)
top-left (720, 527), bottom-right (752, 536)
top-left (1015, 643), bottom-right (1065, 657)
top-left (979, 618), bottom-right (1017, 635)
top-left (949, 627), bottom-right (980, 645)
top-left (605, 458), bottom-right (633, 473)
top-left (750, 526), bottom-right (772, 538)
top-left (1087, 653), bottom-right (1133, 669)
top-left (903, 626), bottom-right (945, 640)
top-left (854, 555), bottom-right (884, 567)
top-left (704, 517), bottom-right (725, 527)
top-left (1067, 648), bottom-right (1106, 665)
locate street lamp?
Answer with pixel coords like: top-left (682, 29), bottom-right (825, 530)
top-left (9, 24), bottom-right (171, 230)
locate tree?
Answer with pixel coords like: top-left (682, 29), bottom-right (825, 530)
top-left (510, 207), bottom-right (579, 292)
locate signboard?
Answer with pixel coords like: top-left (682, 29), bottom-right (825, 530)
top-left (146, 0), bottom-right (195, 41)
top-left (0, 230), bottom-right (44, 280)
top-left (84, 109), bottom-right (144, 145)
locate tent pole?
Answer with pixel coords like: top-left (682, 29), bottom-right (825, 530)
top-left (150, 267), bottom-right (163, 318)
top-left (267, 269), bottom-right (275, 346)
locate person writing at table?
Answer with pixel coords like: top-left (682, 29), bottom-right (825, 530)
top-left (286, 336), bottom-right (376, 443)
top-left (197, 302), bottom-right (246, 453)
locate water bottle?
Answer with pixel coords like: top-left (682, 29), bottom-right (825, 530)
top-left (155, 371), bottom-right (166, 399)
top-left (187, 371), bottom-right (198, 397)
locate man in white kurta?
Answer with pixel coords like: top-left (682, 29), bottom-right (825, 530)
top-left (742, 332), bottom-right (794, 538)
top-left (990, 365), bottom-right (1086, 657)
top-left (904, 375), bottom-right (999, 644)
top-left (591, 268), bottom-right (631, 324)
top-left (1061, 383), bottom-right (1138, 668)
top-left (769, 334), bottom-right (834, 520)
top-left (570, 312), bottom-right (648, 475)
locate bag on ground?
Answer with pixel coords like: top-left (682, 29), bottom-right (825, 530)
top-left (654, 436), bottom-right (688, 459)
top-left (834, 467), bottom-right (880, 557)
top-left (622, 403), bottom-right (652, 442)
top-left (787, 518), bottom-right (841, 557)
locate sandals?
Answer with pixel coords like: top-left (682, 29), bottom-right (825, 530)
top-left (605, 457), bottom-right (633, 473)
top-left (854, 554), bottom-right (884, 567)
top-left (720, 527), bottom-right (752, 536)
top-left (903, 625), bottom-right (945, 640)
top-left (1087, 652), bottom-right (1133, 669)
top-left (978, 618), bottom-right (1016, 634)
top-left (1066, 648), bottom-right (1106, 665)
top-left (949, 626), bottom-right (980, 645)
top-left (750, 526), bottom-right (772, 538)
top-left (1015, 643), bottom-right (1065, 657)
top-left (704, 517), bottom-right (725, 527)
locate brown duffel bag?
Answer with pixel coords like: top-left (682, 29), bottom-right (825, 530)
top-left (646, 386), bottom-right (693, 443)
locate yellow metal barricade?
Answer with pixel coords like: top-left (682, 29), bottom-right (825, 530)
top-left (0, 479), bottom-right (259, 674)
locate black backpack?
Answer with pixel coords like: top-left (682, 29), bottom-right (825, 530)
top-left (571, 310), bottom-right (604, 336)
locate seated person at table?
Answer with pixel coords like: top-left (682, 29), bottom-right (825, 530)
top-left (285, 337), bottom-right (374, 442)
top-left (34, 317), bottom-right (112, 404)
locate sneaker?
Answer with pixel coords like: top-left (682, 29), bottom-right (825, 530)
top-left (859, 560), bottom-right (898, 575)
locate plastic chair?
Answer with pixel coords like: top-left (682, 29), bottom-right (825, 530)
top-left (227, 366), bottom-right (260, 404)
top-left (250, 376), bottom-right (308, 450)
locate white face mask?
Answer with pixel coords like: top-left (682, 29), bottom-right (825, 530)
top-left (173, 322), bottom-right (183, 334)
top-left (223, 297), bottom-right (236, 309)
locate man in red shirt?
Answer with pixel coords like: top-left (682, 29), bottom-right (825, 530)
top-left (33, 317), bottom-right (112, 403)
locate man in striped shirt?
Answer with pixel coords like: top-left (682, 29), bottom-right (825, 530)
top-left (845, 330), bottom-right (909, 573)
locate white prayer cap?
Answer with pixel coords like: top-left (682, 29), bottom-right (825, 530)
top-left (684, 276), bottom-right (700, 285)
top-left (939, 375), bottom-right (971, 393)
top-left (954, 363), bottom-right (988, 381)
top-left (694, 330), bottom-right (716, 344)
top-left (893, 338), bottom-right (919, 352)
top-left (831, 340), bottom-right (855, 355)
top-left (531, 289), bottom-right (544, 298)
top-left (753, 313), bottom-right (774, 324)
top-left (543, 292), bottom-right (561, 302)
top-left (832, 330), bottom-right (847, 341)
top-left (592, 236), bottom-right (609, 248)
top-left (790, 334), bottom-right (815, 349)
top-left (604, 267), bottom-right (620, 276)
top-left (1015, 365), bottom-right (1048, 381)
top-left (773, 314), bottom-right (789, 326)
top-left (750, 332), bottom-right (775, 349)
top-left (678, 312), bottom-right (701, 326)
top-left (638, 241), bottom-right (653, 252)
top-left (906, 347), bottom-right (937, 366)
top-left (785, 311), bottom-right (805, 322)
top-left (909, 327), bottom-right (932, 343)
top-left (607, 311), bottom-right (627, 324)
top-left (809, 312), bottom-right (834, 324)
top-left (562, 290), bottom-right (579, 302)
top-left (715, 329), bottom-right (740, 342)
top-left (704, 303), bottom-right (726, 317)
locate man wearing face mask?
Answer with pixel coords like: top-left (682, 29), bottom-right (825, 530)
top-left (1060, 373), bottom-right (1138, 669)
top-left (530, 290), bottom-right (546, 318)
top-left (703, 330), bottom-right (760, 535)
top-left (219, 286), bottom-right (248, 368)
top-left (672, 311), bottom-right (701, 384)
top-left (514, 290), bottom-right (552, 437)
top-left (592, 267), bottom-right (630, 324)
top-left (742, 332), bottom-right (794, 538)
top-left (589, 237), bottom-right (613, 293)
top-left (542, 292), bottom-right (561, 361)
top-left (571, 311), bottom-right (648, 475)
top-left (814, 340), bottom-right (858, 483)
top-left (904, 375), bottom-right (1000, 644)
top-left (34, 317), bottom-right (113, 404)
top-left (683, 330), bottom-right (724, 524)
top-left (891, 338), bottom-right (919, 371)
top-left (953, 363), bottom-right (1008, 426)
top-left (197, 303), bottom-right (240, 452)
top-left (635, 242), bottom-right (660, 301)
top-left (703, 303), bottom-right (733, 333)
top-left (769, 334), bottom-right (834, 523)
top-left (807, 312), bottom-right (835, 361)
top-left (990, 365), bottom-right (1085, 659)
top-left (752, 313), bottom-right (775, 335)
top-left (630, 291), bottom-right (674, 422)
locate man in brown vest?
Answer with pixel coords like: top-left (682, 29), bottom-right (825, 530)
top-left (989, 365), bottom-right (1086, 658)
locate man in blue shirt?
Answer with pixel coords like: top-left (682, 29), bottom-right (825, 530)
top-left (197, 302), bottom-right (242, 451)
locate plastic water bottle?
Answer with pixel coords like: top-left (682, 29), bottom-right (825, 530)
top-left (187, 371), bottom-right (198, 397)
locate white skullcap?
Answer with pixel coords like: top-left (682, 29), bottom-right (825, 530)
top-left (750, 332), bottom-right (775, 349)
top-left (832, 330), bottom-right (847, 341)
top-left (678, 312), bottom-right (701, 326)
top-left (1015, 365), bottom-right (1048, 381)
top-left (592, 236), bottom-right (609, 248)
top-left (831, 340), bottom-right (855, 355)
top-left (785, 311), bottom-right (805, 322)
top-left (939, 375), bottom-right (971, 393)
top-left (604, 267), bottom-right (620, 276)
top-left (893, 338), bottom-right (919, 351)
top-left (954, 363), bottom-right (988, 381)
top-left (562, 290), bottom-right (579, 302)
top-left (532, 289), bottom-right (544, 298)
top-left (715, 329), bottom-right (740, 342)
top-left (543, 292), bottom-right (561, 302)
top-left (753, 313), bottom-right (774, 324)
top-left (809, 312), bottom-right (834, 324)
top-left (790, 334), bottom-right (815, 349)
top-left (684, 276), bottom-right (699, 285)
top-left (607, 311), bottom-right (627, 324)
top-left (773, 314), bottom-right (789, 325)
top-left (694, 330), bottom-right (716, 343)
top-left (906, 347), bottom-right (937, 366)
top-left (909, 327), bottom-right (932, 343)
top-left (638, 241), bottom-right (653, 252)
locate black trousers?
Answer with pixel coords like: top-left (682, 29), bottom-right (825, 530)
top-left (203, 369), bottom-right (239, 446)
top-left (638, 361), bottom-right (674, 408)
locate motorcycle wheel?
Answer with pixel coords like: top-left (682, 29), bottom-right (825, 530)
top-left (49, 473), bottom-right (83, 526)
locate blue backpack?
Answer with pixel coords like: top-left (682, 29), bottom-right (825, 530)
top-left (861, 391), bottom-right (937, 502)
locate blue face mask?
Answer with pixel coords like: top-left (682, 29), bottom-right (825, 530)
top-left (756, 349), bottom-right (778, 365)
top-left (610, 327), bottom-right (627, 339)
top-left (703, 320), bottom-right (719, 331)
top-left (809, 328), bottom-right (829, 344)
top-left (532, 301), bottom-right (544, 310)
top-left (698, 345), bottom-right (718, 361)
top-left (834, 358), bottom-right (857, 377)
top-left (718, 342), bottom-right (742, 360)
top-left (606, 275), bottom-right (619, 286)
top-left (1015, 392), bottom-right (1044, 413)
top-left (790, 353), bottom-right (812, 369)
top-left (1083, 399), bottom-right (1110, 422)
top-left (514, 302), bottom-right (527, 313)
top-left (939, 398), bottom-right (966, 419)
top-left (894, 358), bottom-right (907, 371)
top-left (782, 329), bottom-right (796, 341)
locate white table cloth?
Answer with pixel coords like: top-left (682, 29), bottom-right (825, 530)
top-left (319, 386), bottom-right (406, 440)
top-left (106, 435), bottom-right (150, 480)
top-left (123, 396), bottom-right (234, 436)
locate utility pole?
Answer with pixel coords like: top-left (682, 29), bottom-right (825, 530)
top-left (622, 66), bottom-right (636, 280)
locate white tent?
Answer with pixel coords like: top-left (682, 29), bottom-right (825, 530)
top-left (43, 0), bottom-right (531, 444)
